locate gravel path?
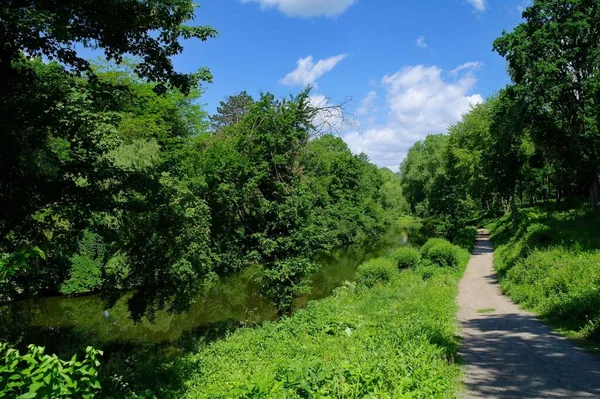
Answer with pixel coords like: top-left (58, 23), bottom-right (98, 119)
top-left (457, 230), bottom-right (600, 398)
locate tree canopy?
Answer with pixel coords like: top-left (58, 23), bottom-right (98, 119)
top-left (0, 0), bottom-right (217, 94)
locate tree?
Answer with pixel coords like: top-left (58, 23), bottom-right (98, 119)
top-left (0, 0), bottom-right (217, 94)
top-left (493, 0), bottom-right (600, 210)
top-left (399, 134), bottom-right (449, 216)
top-left (484, 88), bottom-right (530, 229)
top-left (210, 91), bottom-right (255, 131)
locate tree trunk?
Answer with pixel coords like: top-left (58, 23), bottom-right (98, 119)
top-left (591, 176), bottom-right (599, 213)
top-left (511, 194), bottom-right (517, 231)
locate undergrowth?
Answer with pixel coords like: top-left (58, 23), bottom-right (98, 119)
top-left (143, 240), bottom-right (471, 398)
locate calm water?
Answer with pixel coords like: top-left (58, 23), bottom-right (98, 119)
top-left (0, 223), bottom-right (424, 352)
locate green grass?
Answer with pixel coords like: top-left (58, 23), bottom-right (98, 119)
top-left (487, 206), bottom-right (600, 344)
top-left (397, 215), bottom-right (422, 224)
top-left (120, 241), bottom-right (470, 398)
top-left (476, 308), bottom-right (495, 314)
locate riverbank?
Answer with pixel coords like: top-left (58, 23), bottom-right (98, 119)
top-left (96, 238), bottom-right (469, 398)
top-left (160, 247), bottom-right (468, 398)
top-left (487, 205), bottom-right (600, 348)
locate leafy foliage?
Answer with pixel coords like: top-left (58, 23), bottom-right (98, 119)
top-left (453, 226), bottom-right (478, 252)
top-left (355, 258), bottom-right (397, 288)
top-left (0, 343), bottom-right (103, 398)
top-left (0, 0), bottom-right (217, 94)
top-left (60, 231), bottom-right (105, 295)
top-left (387, 247), bottom-right (421, 269)
top-left (420, 239), bottom-right (462, 269)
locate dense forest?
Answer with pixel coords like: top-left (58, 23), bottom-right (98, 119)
top-left (2, 0), bottom-right (600, 398)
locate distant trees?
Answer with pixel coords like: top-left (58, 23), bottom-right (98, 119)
top-left (210, 91), bottom-right (255, 131)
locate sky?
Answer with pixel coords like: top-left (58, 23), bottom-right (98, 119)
top-left (170, 0), bottom-right (531, 170)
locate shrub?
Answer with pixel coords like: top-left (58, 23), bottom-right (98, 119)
top-left (453, 226), bottom-right (478, 252)
top-left (387, 247), bottom-right (421, 269)
top-left (524, 223), bottom-right (553, 248)
top-left (355, 258), bottom-right (398, 288)
top-left (420, 238), bottom-right (450, 257)
top-left (421, 238), bottom-right (461, 268)
top-left (0, 343), bottom-right (103, 398)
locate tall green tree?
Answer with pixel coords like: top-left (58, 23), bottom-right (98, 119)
top-left (210, 91), bottom-right (255, 131)
top-left (400, 134), bottom-right (449, 217)
top-left (493, 0), bottom-right (600, 210)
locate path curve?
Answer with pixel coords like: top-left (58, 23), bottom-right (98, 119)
top-left (457, 230), bottom-right (600, 398)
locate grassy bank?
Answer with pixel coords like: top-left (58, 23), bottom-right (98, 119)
top-left (488, 206), bottom-right (600, 345)
top-left (121, 240), bottom-right (470, 398)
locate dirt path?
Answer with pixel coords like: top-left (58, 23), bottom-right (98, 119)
top-left (457, 230), bottom-right (600, 398)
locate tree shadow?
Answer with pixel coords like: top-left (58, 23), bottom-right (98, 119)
top-left (460, 313), bottom-right (600, 398)
top-left (2, 317), bottom-right (251, 398)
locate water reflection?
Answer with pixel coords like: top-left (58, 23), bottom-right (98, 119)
top-left (0, 222), bottom-right (424, 351)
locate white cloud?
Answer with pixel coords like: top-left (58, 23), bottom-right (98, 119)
top-left (450, 61), bottom-right (483, 76)
top-left (240, 0), bottom-right (356, 17)
top-left (280, 54), bottom-right (348, 88)
top-left (357, 91), bottom-right (378, 115)
top-left (343, 63), bottom-right (484, 170)
top-left (416, 36), bottom-right (428, 49)
top-left (467, 0), bottom-right (487, 12)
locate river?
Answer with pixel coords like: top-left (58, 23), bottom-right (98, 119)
top-left (0, 222), bottom-right (425, 354)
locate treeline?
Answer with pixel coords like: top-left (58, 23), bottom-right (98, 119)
top-left (0, 57), bottom-right (405, 317)
top-left (400, 0), bottom-right (600, 233)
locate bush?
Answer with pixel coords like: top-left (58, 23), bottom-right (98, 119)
top-left (355, 258), bottom-right (398, 288)
top-left (524, 223), bottom-right (553, 248)
top-left (421, 238), bottom-right (461, 268)
top-left (0, 343), bottom-right (103, 398)
top-left (387, 247), bottom-right (421, 269)
top-left (453, 226), bottom-right (478, 252)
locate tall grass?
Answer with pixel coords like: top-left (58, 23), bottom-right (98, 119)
top-left (154, 240), bottom-right (470, 398)
top-left (488, 206), bottom-right (600, 343)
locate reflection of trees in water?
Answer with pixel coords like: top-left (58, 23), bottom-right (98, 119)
top-left (308, 222), bottom-right (426, 301)
top-left (2, 223), bottom-right (426, 353)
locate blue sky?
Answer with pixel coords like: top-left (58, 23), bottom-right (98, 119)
top-left (171, 0), bottom-right (530, 170)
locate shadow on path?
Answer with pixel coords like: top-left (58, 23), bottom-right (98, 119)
top-left (457, 233), bottom-right (600, 398)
